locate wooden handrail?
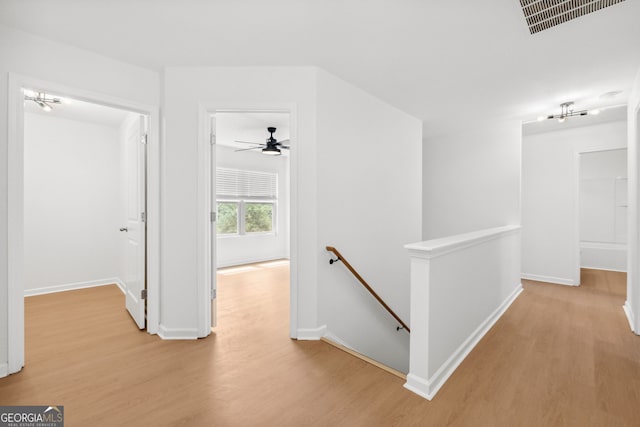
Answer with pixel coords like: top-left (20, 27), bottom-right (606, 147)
top-left (326, 246), bottom-right (410, 333)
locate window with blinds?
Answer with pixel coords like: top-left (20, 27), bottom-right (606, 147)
top-left (216, 167), bottom-right (278, 235)
top-left (216, 167), bottom-right (277, 200)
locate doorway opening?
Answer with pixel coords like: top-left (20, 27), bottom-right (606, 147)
top-left (7, 75), bottom-right (160, 375)
top-left (23, 91), bottom-right (148, 318)
top-left (578, 148), bottom-right (628, 272)
top-left (577, 147), bottom-right (628, 297)
top-left (210, 111), bottom-right (291, 332)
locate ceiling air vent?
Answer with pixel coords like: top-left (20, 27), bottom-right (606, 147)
top-left (519, 0), bottom-right (626, 34)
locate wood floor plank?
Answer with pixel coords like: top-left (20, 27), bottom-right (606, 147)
top-left (1, 265), bottom-right (640, 426)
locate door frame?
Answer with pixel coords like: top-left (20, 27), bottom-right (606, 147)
top-left (574, 146), bottom-right (628, 286)
top-left (7, 73), bottom-right (160, 374)
top-left (197, 102), bottom-right (298, 338)
top-left (627, 100), bottom-right (640, 334)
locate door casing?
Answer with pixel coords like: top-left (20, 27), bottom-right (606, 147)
top-left (197, 103), bottom-right (298, 338)
top-left (7, 73), bottom-right (160, 375)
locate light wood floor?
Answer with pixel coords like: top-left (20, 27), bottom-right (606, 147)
top-left (1, 265), bottom-right (639, 426)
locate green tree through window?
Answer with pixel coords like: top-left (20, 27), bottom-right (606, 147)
top-left (245, 203), bottom-right (273, 233)
top-left (217, 202), bottom-right (238, 234)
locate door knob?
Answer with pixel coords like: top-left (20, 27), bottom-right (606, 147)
top-left (119, 227), bottom-right (128, 232)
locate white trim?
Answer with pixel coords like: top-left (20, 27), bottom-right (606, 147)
top-left (404, 283), bottom-right (523, 400)
top-left (7, 74), bottom-right (161, 375)
top-left (581, 266), bottom-right (627, 273)
top-left (580, 241), bottom-right (626, 250)
top-left (296, 325), bottom-right (327, 340)
top-left (404, 373), bottom-right (432, 400)
top-left (197, 103), bottom-right (299, 340)
top-left (24, 278), bottom-right (125, 297)
top-left (8, 73), bottom-right (25, 375)
top-left (521, 273), bottom-right (578, 286)
top-left (157, 325), bottom-right (199, 340)
top-left (323, 331), bottom-right (352, 349)
top-left (405, 225), bottom-right (521, 259)
top-left (217, 255), bottom-right (290, 269)
top-left (623, 300), bottom-right (637, 334)
top-left (574, 151), bottom-right (582, 286)
top-left (0, 363), bottom-right (8, 378)
top-left (197, 105), bottom-right (212, 338)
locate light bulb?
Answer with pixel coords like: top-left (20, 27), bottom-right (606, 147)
top-left (42, 104), bottom-right (52, 112)
top-left (558, 117), bottom-right (566, 123)
top-left (537, 116), bottom-right (545, 122)
top-left (590, 109), bottom-right (600, 115)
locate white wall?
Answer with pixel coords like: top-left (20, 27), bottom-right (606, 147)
top-left (579, 149), bottom-right (627, 271)
top-left (162, 67), bottom-right (318, 338)
top-left (0, 24), bottom-right (159, 373)
top-left (422, 120), bottom-right (522, 239)
top-left (215, 145), bottom-right (290, 267)
top-left (162, 66), bottom-right (423, 366)
top-left (522, 120), bottom-right (627, 285)
top-left (23, 113), bottom-right (122, 294)
top-left (626, 67), bottom-right (640, 334)
top-left (316, 69), bottom-right (422, 372)
top-left (405, 226), bottom-right (522, 400)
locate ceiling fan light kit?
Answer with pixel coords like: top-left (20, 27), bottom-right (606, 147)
top-left (262, 145), bottom-right (281, 155)
top-left (234, 126), bottom-right (290, 156)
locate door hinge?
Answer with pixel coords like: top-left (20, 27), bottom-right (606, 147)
top-left (210, 133), bottom-right (216, 145)
top-left (212, 288), bottom-right (217, 299)
top-left (141, 289), bottom-right (147, 300)
top-left (141, 212), bottom-right (146, 222)
top-left (210, 211), bottom-right (216, 222)
top-left (141, 134), bottom-right (148, 145)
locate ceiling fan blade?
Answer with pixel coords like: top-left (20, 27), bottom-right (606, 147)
top-left (234, 146), bottom-right (263, 152)
top-left (234, 140), bottom-right (263, 145)
top-left (277, 139), bottom-right (290, 145)
top-left (280, 145), bottom-right (290, 150)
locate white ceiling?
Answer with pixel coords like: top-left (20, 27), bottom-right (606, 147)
top-left (2, 1), bottom-right (639, 137)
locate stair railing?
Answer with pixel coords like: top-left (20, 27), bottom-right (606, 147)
top-left (326, 246), bottom-right (410, 333)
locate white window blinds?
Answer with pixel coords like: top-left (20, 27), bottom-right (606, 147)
top-left (216, 167), bottom-right (277, 199)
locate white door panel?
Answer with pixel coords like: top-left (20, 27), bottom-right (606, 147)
top-left (123, 115), bottom-right (146, 329)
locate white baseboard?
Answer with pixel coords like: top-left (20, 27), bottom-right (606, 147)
top-left (404, 283), bottom-right (523, 400)
top-left (521, 273), bottom-right (577, 286)
top-left (404, 373), bottom-right (432, 400)
top-left (217, 255), bottom-right (289, 269)
top-left (157, 325), bottom-right (199, 340)
top-left (24, 277), bottom-right (124, 297)
top-left (581, 266), bottom-right (627, 273)
top-left (114, 278), bottom-right (126, 294)
top-left (323, 331), bottom-right (352, 349)
top-left (623, 301), bottom-right (637, 334)
top-left (0, 362), bottom-right (8, 378)
top-left (295, 325), bottom-right (327, 340)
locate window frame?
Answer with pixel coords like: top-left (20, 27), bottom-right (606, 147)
top-left (216, 198), bottom-right (277, 237)
top-left (215, 200), bottom-right (240, 236)
top-left (215, 167), bottom-right (278, 238)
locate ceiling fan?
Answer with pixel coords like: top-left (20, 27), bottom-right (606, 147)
top-left (235, 127), bottom-right (290, 156)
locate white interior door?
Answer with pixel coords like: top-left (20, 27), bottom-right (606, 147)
top-left (123, 115), bottom-right (147, 329)
top-left (210, 115), bottom-right (218, 328)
